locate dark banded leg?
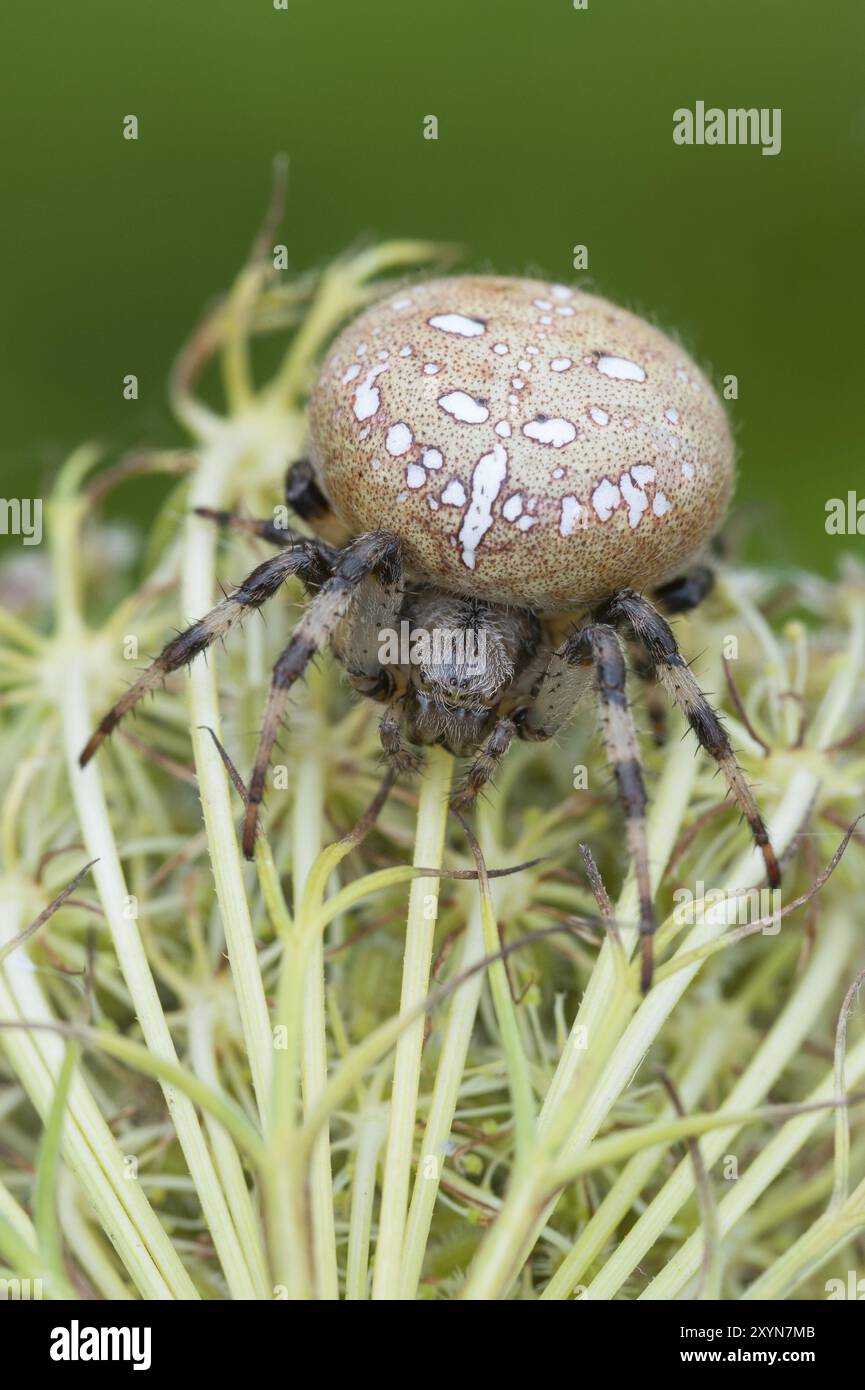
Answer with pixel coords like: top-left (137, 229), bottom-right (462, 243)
top-left (194, 506), bottom-right (334, 557)
top-left (451, 715), bottom-right (517, 811)
top-left (379, 705), bottom-right (422, 775)
top-left (629, 640), bottom-right (668, 746)
top-left (242, 531), bottom-right (402, 856)
top-left (571, 624), bottom-right (656, 992)
top-left (79, 539), bottom-right (334, 767)
top-left (634, 567), bottom-right (714, 743)
top-left (606, 589), bottom-right (780, 889)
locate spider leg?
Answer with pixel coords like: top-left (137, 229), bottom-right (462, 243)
top-left (628, 638), bottom-right (668, 746)
top-left (193, 458), bottom-right (350, 555)
top-left (635, 566), bottom-right (715, 743)
top-left (606, 588), bottom-right (780, 889)
top-left (378, 705), bottom-right (423, 775)
top-left (79, 539), bottom-right (334, 767)
top-left (572, 624), bottom-right (656, 991)
top-left (450, 715), bottom-right (517, 810)
top-left (242, 530), bottom-right (402, 856)
top-left (514, 625), bottom-right (655, 987)
top-left (194, 506), bottom-right (329, 555)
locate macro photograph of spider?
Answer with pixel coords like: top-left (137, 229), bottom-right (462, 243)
top-left (80, 274), bottom-right (780, 993)
top-left (2, 0), bottom-right (865, 1330)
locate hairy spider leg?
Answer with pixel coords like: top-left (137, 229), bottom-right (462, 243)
top-left (242, 531), bottom-right (402, 856)
top-left (79, 539), bottom-right (334, 767)
top-left (606, 588), bottom-right (780, 890)
top-left (450, 716), bottom-right (518, 810)
top-left (571, 623), bottom-right (656, 992)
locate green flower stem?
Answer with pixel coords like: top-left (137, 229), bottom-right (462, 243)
top-left (267, 768), bottom-right (372, 1299)
top-left (807, 594), bottom-right (865, 750)
top-left (372, 746), bottom-right (453, 1300)
top-left (577, 600), bottom-right (865, 1302)
top-left (0, 1213), bottom-right (44, 1288)
top-left (474, 802), bottom-right (536, 1161)
top-left (542, 718), bottom-right (699, 1119)
top-left (292, 706), bottom-right (339, 1300)
top-left (345, 1070), bottom-right (388, 1300)
top-left (461, 723), bottom-right (698, 1300)
top-left (583, 910), bottom-right (852, 1299)
top-left (468, 592), bottom-right (865, 1303)
top-left (0, 1174), bottom-right (35, 1252)
top-left (551, 769), bottom-right (830, 1213)
top-left (543, 1103), bottom-right (859, 1186)
top-left (33, 1038), bottom-right (79, 1297)
top-left (67, 1026), bottom-right (267, 1167)
top-left (399, 796), bottom-right (557, 1300)
top-left (540, 1011), bottom-right (734, 1299)
top-left (182, 457), bottom-right (275, 1129)
top-left (741, 1175), bottom-right (865, 1300)
top-left (463, 748), bottom-right (833, 1300)
top-left (187, 998), bottom-right (271, 1298)
top-left (52, 476), bottom-right (257, 1300)
top-left (58, 1171), bottom-right (133, 1301)
top-left (400, 892), bottom-right (486, 1297)
top-left (645, 1027), bottom-right (865, 1300)
top-left (0, 900), bottom-right (189, 1299)
top-left (748, 1139), bottom-right (865, 1238)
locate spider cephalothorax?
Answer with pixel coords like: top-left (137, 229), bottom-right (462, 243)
top-left (80, 275), bottom-right (779, 988)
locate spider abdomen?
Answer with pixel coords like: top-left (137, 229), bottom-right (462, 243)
top-left (308, 275), bottom-right (734, 611)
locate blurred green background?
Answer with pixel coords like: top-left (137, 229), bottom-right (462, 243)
top-left (2, 0), bottom-right (863, 571)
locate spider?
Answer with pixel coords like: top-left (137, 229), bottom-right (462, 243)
top-left (80, 275), bottom-right (779, 989)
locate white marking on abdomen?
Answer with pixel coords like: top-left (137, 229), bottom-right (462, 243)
top-left (592, 477), bottom-right (621, 521)
top-left (386, 422), bottom-right (413, 456)
top-left (429, 313), bottom-right (485, 337)
top-left (597, 354), bottom-right (646, 382)
top-left (406, 464), bottom-right (426, 488)
top-left (441, 480), bottom-right (467, 506)
top-left (559, 495), bottom-right (583, 536)
top-left (522, 417), bottom-right (577, 447)
top-left (620, 472), bottom-right (649, 528)
top-left (352, 362), bottom-right (389, 421)
top-left (438, 391), bottom-right (489, 423)
top-left (458, 444), bottom-right (508, 569)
